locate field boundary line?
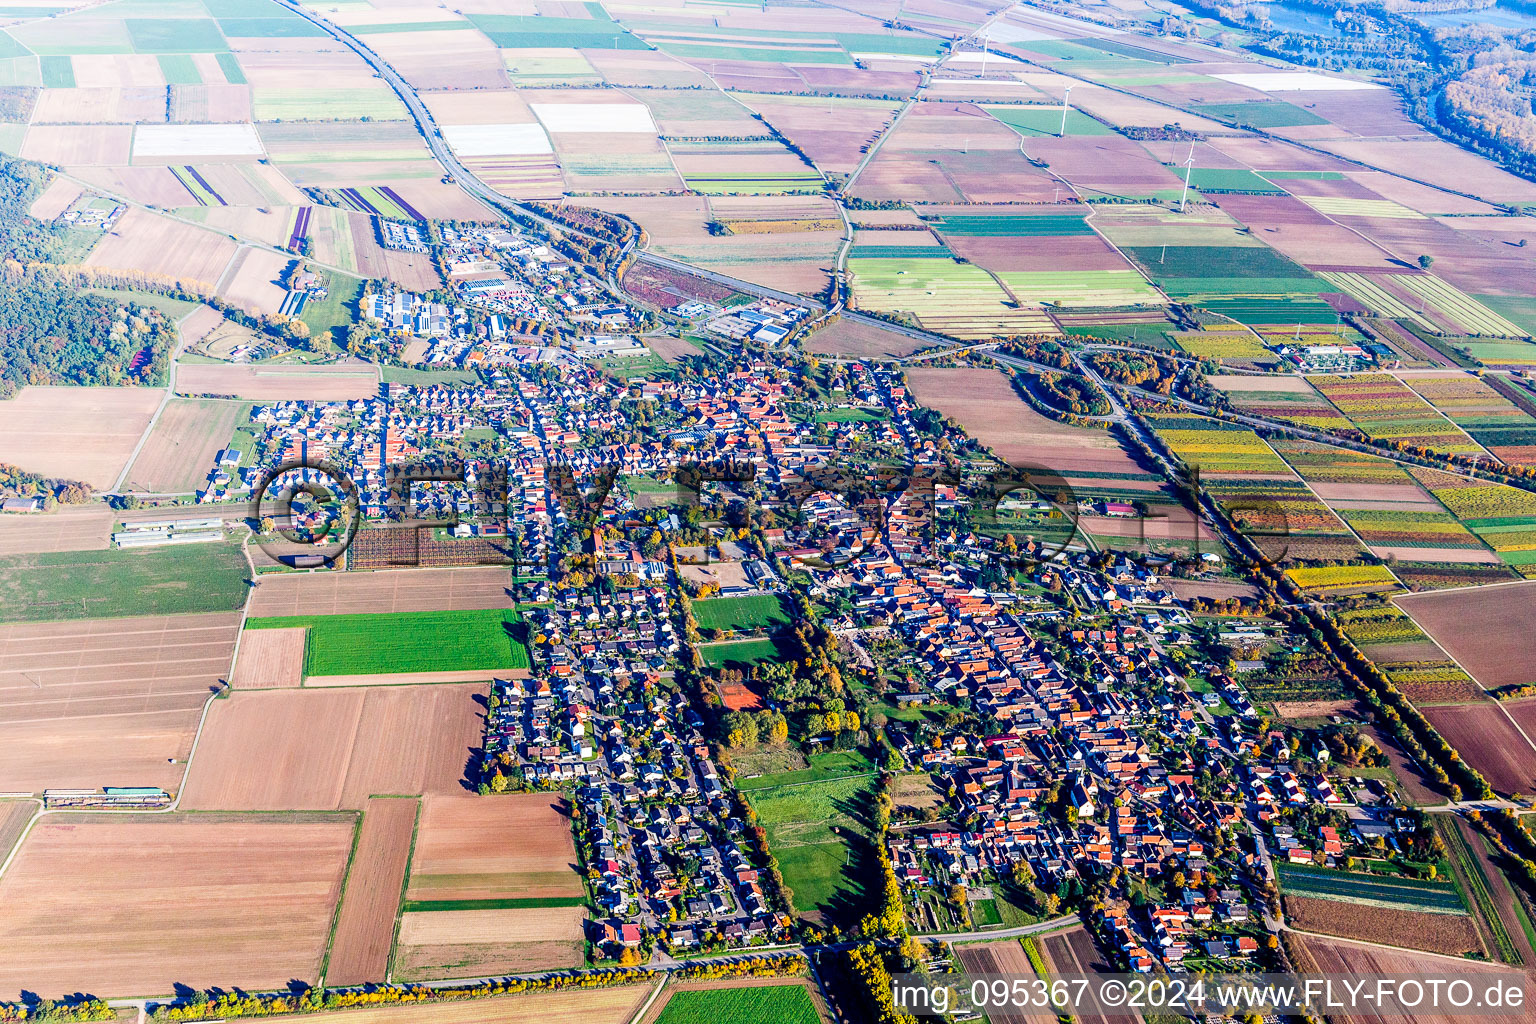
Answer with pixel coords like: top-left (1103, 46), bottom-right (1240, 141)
top-left (1283, 923), bottom-right (1515, 965)
top-left (0, 798), bottom-right (42, 883)
top-left (625, 975), bottom-right (668, 1024)
top-left (1390, 584), bottom-right (1536, 762)
top-left (318, 808), bottom-right (368, 985)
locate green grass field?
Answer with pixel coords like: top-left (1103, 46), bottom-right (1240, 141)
top-left (985, 104), bottom-right (1114, 138)
top-left (245, 608), bottom-right (528, 676)
top-left (1186, 167), bottom-right (1287, 194)
top-left (0, 539), bottom-right (249, 622)
top-left (300, 273), bottom-right (364, 344)
top-left (1123, 245), bottom-right (1310, 281)
top-left (252, 88), bottom-right (406, 122)
top-left (699, 635), bottom-right (793, 669)
top-left (735, 749), bottom-right (874, 791)
top-left (747, 772), bottom-right (877, 920)
top-left (934, 213), bottom-right (1093, 237)
top-left (215, 51), bottom-right (245, 84)
top-left (848, 257), bottom-right (1012, 319)
top-left (693, 594), bottom-right (791, 631)
top-left (997, 269), bottom-right (1161, 307)
top-left (654, 984), bottom-right (820, 1024)
top-left (126, 18), bottom-right (227, 54)
top-left (380, 366), bottom-right (479, 386)
top-left (215, 17), bottom-right (327, 38)
top-left (39, 54), bottom-right (73, 87)
top-left (157, 53), bottom-right (201, 84)
top-left (1192, 100), bottom-right (1327, 127)
top-left (1277, 862), bottom-right (1468, 914)
top-left (466, 12), bottom-right (648, 49)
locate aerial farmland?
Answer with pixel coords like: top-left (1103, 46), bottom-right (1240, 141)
top-left (6, 0), bottom-right (1536, 1018)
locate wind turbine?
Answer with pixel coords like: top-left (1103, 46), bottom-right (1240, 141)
top-left (1179, 154), bottom-right (1195, 212)
top-left (1059, 86), bottom-right (1073, 137)
top-left (979, 29), bottom-right (990, 75)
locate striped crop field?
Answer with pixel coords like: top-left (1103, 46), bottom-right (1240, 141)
top-left (1146, 414), bottom-right (1291, 475)
top-left (849, 257), bottom-right (1052, 338)
top-left (1316, 272), bottom-right (1434, 329)
top-left (1393, 276), bottom-right (1527, 338)
top-left (1401, 374), bottom-right (1536, 460)
top-left (996, 270), bottom-right (1162, 307)
top-left (1309, 374), bottom-right (1485, 453)
top-left (1297, 196), bottom-right (1426, 220)
top-left (1283, 564), bottom-right (1401, 596)
top-left (931, 213), bottom-right (1093, 237)
top-left (1278, 863), bottom-right (1468, 915)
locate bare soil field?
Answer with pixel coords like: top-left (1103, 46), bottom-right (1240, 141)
top-left (1081, 511), bottom-right (1217, 543)
top-left (327, 796), bottom-right (419, 987)
top-left (1272, 698), bottom-right (1359, 720)
top-left (0, 815), bottom-right (352, 997)
top-left (247, 567), bottom-right (512, 617)
top-left (904, 367), bottom-right (1142, 474)
top-left (1288, 895), bottom-right (1482, 956)
top-left (1298, 931), bottom-right (1522, 1024)
top-left (176, 362), bottom-right (380, 401)
top-left (179, 683), bottom-right (485, 811)
top-left (0, 385), bottom-right (160, 490)
top-left (1422, 701), bottom-right (1536, 796)
top-left (393, 906), bottom-right (585, 980)
top-left (955, 942), bottom-right (1053, 1024)
top-left (87, 208), bottom-right (237, 291)
top-left (32, 87), bottom-right (167, 125)
top-left (268, 987), bottom-right (647, 1024)
top-left (1167, 578), bottom-right (1260, 601)
top-left (1398, 582), bottom-right (1536, 688)
top-left (123, 399), bottom-right (246, 494)
top-left (1357, 724), bottom-right (1446, 805)
top-left (72, 164), bottom-right (195, 209)
top-left (406, 793), bottom-right (582, 902)
top-left (887, 772), bottom-right (945, 813)
top-left (0, 710), bottom-right (201, 795)
top-left (28, 177), bottom-right (83, 221)
top-left (350, 212), bottom-right (443, 291)
top-left (1038, 926), bottom-right (1138, 1024)
top-left (218, 246), bottom-right (293, 317)
top-left (805, 318), bottom-right (929, 359)
top-left (19, 124), bottom-right (133, 165)
top-left (0, 611), bottom-right (240, 720)
top-left (0, 611), bottom-right (239, 792)
top-left (0, 801), bottom-right (35, 864)
top-left (229, 627), bottom-right (306, 690)
top-left (0, 505), bottom-right (114, 556)
top-left (374, 29), bottom-right (510, 93)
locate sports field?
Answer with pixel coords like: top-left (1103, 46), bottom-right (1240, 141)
top-left (692, 594), bottom-right (791, 631)
top-left (244, 608), bottom-right (528, 676)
